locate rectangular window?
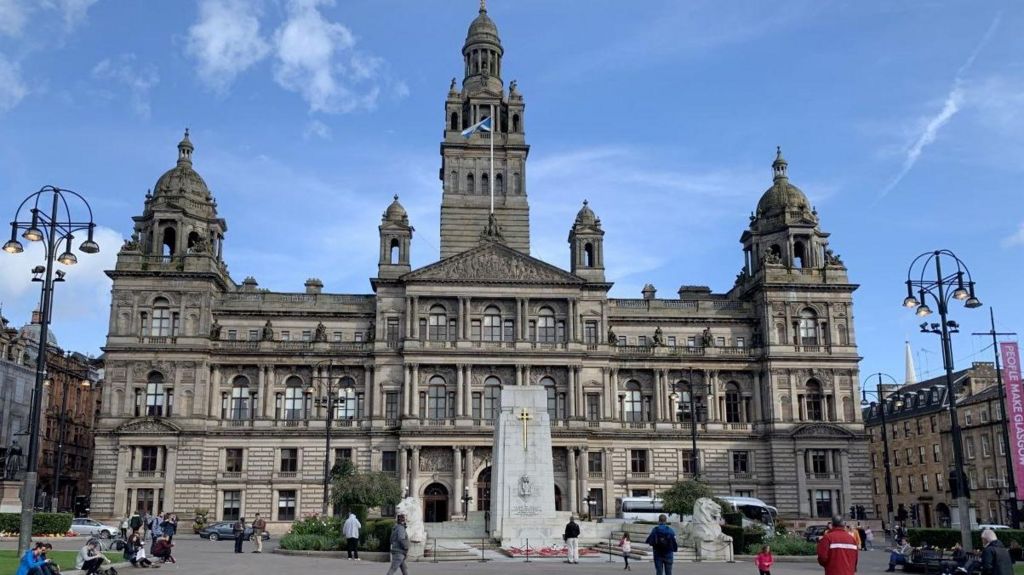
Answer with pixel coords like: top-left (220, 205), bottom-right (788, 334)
top-left (382, 451), bottom-right (397, 474)
top-left (999, 432), bottom-right (1007, 456)
top-left (470, 320), bottom-right (481, 341)
top-left (922, 474), bottom-right (930, 492)
top-left (894, 449), bottom-right (900, 466)
top-left (735, 490), bottom-right (753, 498)
top-left (225, 448), bottom-right (243, 473)
top-left (814, 490), bottom-right (832, 518)
top-left (873, 478), bottom-right (880, 494)
top-left (355, 332), bottom-right (364, 342)
top-left (333, 331), bottom-right (342, 342)
top-left (905, 448), bottom-right (912, 464)
top-left (933, 444), bottom-right (941, 463)
top-left (140, 447), bottom-right (159, 472)
top-left (667, 336), bottom-right (676, 346)
top-left (528, 321), bottom-right (536, 342)
top-left (732, 451), bottom-right (750, 475)
top-left (735, 337), bottom-right (745, 348)
top-left (281, 330), bottom-right (290, 341)
top-left (918, 446), bottom-right (926, 464)
top-left (617, 336), bottom-right (626, 346)
top-left (810, 451), bottom-right (828, 474)
top-left (966, 439), bottom-right (976, 459)
top-left (302, 330), bottom-right (311, 341)
top-left (386, 318), bottom-right (400, 342)
top-left (681, 450), bottom-right (698, 475)
top-left (936, 473), bottom-right (944, 492)
top-left (334, 448), bottom-right (352, 467)
top-left (981, 408), bottom-right (990, 423)
top-left (904, 421), bottom-right (911, 437)
top-left (716, 336), bottom-right (725, 347)
top-left (503, 319), bottom-right (514, 342)
top-left (896, 477), bottom-right (903, 494)
top-left (584, 321), bottom-right (598, 344)
top-left (629, 449), bottom-right (648, 473)
top-left (982, 435), bottom-right (992, 457)
top-left (909, 476), bottom-right (916, 493)
top-left (871, 453), bottom-right (877, 469)
top-left (385, 392), bottom-right (399, 420)
top-left (248, 329), bottom-right (259, 341)
top-left (280, 448), bottom-right (298, 472)
top-left (965, 410), bottom-right (973, 426)
top-left (687, 336), bottom-right (696, 347)
top-left (227, 329), bottom-right (237, 340)
top-left (278, 490), bottom-right (296, 521)
top-left (587, 451), bottom-right (603, 474)
top-left (556, 320), bottom-right (566, 342)
top-left (472, 392), bottom-right (482, 419)
top-left (136, 489), bottom-right (155, 514)
top-left (222, 490), bottom-right (241, 521)
top-left (930, 415), bottom-right (937, 433)
top-left (586, 394), bottom-right (601, 421)
top-left (638, 336), bottom-right (647, 346)
top-left (916, 419), bottom-right (922, 435)
top-left (590, 487), bottom-right (605, 517)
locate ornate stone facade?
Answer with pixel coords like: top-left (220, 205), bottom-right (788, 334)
top-left (90, 5), bottom-right (868, 528)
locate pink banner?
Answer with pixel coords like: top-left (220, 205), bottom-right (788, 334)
top-left (1003, 342), bottom-right (1024, 501)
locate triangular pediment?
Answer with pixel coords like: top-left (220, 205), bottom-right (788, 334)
top-left (113, 417), bottom-right (182, 435)
top-left (403, 241), bottom-right (585, 285)
top-left (789, 423), bottom-right (857, 439)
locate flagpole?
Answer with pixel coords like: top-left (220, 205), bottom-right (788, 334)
top-left (489, 103), bottom-right (494, 214)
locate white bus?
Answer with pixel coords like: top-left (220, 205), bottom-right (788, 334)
top-left (720, 496), bottom-right (777, 534)
top-left (619, 497), bottom-right (681, 522)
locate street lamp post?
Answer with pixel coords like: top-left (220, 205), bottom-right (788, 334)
top-left (308, 360), bottom-right (345, 516)
top-left (461, 487), bottom-right (473, 520)
top-left (3, 186), bottom-right (99, 556)
top-left (903, 249), bottom-right (982, 550)
top-left (669, 368), bottom-right (710, 480)
top-left (48, 361), bottom-right (91, 513)
top-left (860, 372), bottom-right (901, 538)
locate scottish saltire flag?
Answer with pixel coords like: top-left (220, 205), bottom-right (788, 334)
top-left (461, 116), bottom-right (491, 138)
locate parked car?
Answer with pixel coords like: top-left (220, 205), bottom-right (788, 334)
top-left (71, 517), bottom-right (121, 539)
top-left (978, 524), bottom-right (1011, 530)
top-left (198, 521), bottom-right (270, 542)
top-left (803, 524), bottom-right (828, 542)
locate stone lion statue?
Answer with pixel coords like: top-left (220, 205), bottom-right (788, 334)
top-left (691, 497), bottom-right (724, 541)
top-left (396, 497), bottom-right (426, 543)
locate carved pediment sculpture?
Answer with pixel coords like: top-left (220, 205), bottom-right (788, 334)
top-left (114, 417), bottom-right (183, 435)
top-left (403, 241), bottom-right (585, 285)
top-left (789, 422), bottom-right (856, 439)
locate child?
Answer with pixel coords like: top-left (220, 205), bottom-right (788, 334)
top-left (755, 544), bottom-right (774, 575)
top-left (619, 532), bottom-right (632, 570)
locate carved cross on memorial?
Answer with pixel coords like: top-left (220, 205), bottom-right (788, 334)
top-left (517, 408), bottom-right (532, 452)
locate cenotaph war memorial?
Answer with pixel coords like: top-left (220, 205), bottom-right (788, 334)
top-left (490, 385), bottom-right (562, 548)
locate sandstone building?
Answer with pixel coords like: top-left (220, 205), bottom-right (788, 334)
top-left (91, 4), bottom-right (868, 527)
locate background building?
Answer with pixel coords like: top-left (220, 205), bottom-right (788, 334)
top-left (0, 312), bottom-right (34, 469)
top-left (91, 5), bottom-right (868, 528)
top-left (863, 362), bottom-right (1013, 528)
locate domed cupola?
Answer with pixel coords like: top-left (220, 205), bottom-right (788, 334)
top-left (383, 194), bottom-right (410, 226)
top-left (378, 195), bottom-right (414, 279)
top-left (569, 200), bottom-right (605, 282)
top-left (754, 147), bottom-right (815, 225)
top-left (462, 0), bottom-right (504, 89)
top-left (153, 129), bottom-right (213, 203)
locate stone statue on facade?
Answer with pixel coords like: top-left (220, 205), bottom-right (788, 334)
top-left (518, 475), bottom-right (532, 498)
top-left (701, 327), bottom-right (714, 347)
top-left (120, 231), bottom-right (141, 253)
top-left (261, 320), bottom-right (274, 342)
top-left (824, 248), bottom-right (844, 266)
top-left (367, 323), bottom-right (375, 342)
top-left (607, 327), bottom-right (618, 346)
top-left (189, 236), bottom-right (210, 254)
top-left (761, 250), bottom-right (781, 265)
top-left (314, 322), bottom-right (328, 343)
top-left (4, 441), bottom-right (23, 480)
top-left (653, 326), bottom-right (665, 347)
top-left (450, 77), bottom-right (457, 91)
top-left (209, 319), bottom-right (222, 340)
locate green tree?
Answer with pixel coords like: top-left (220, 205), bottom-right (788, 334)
top-left (331, 467), bottom-right (403, 523)
top-left (660, 480), bottom-right (730, 518)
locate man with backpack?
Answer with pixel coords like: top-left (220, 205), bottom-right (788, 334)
top-left (563, 516), bottom-right (581, 564)
top-left (645, 514), bottom-right (678, 575)
top-left (129, 514), bottom-right (143, 537)
top-left (233, 517), bottom-right (246, 554)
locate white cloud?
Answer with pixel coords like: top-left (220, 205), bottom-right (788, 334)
top-left (1003, 222), bottom-right (1024, 248)
top-left (303, 119), bottom-right (332, 140)
top-left (0, 0), bottom-right (29, 36)
top-left (272, 0), bottom-right (392, 113)
top-left (878, 13), bottom-right (1001, 199)
top-left (186, 0), bottom-right (271, 93)
top-left (0, 54), bottom-right (28, 113)
top-left (45, 0), bottom-right (99, 31)
top-left (91, 54), bottom-right (159, 118)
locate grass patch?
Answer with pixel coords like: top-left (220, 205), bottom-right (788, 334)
top-left (0, 549), bottom-right (119, 573)
top-left (1014, 563), bottom-right (1024, 575)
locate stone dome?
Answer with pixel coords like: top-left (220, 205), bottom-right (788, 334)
top-left (18, 322), bottom-right (58, 348)
top-left (465, 5), bottom-right (502, 49)
top-left (755, 147), bottom-right (811, 217)
top-left (153, 130), bottom-right (212, 200)
top-left (383, 195), bottom-right (408, 224)
top-left (574, 200), bottom-right (599, 226)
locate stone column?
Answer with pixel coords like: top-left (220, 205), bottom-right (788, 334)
top-left (403, 365), bottom-right (412, 417)
top-left (372, 366), bottom-right (383, 417)
top-left (575, 367), bottom-right (584, 419)
top-left (406, 297), bottom-right (413, 336)
top-left (453, 448), bottom-right (464, 518)
top-left (653, 371), bottom-right (662, 422)
top-left (796, 448), bottom-right (808, 517)
top-left (579, 447), bottom-right (589, 516)
top-left (410, 447), bottom-right (421, 497)
top-left (521, 298), bottom-right (529, 340)
top-left (603, 448), bottom-right (614, 517)
top-left (163, 446), bottom-right (177, 513)
top-left (411, 365), bottom-right (420, 418)
top-left (566, 298), bottom-right (575, 342)
top-left (113, 445), bottom-right (129, 515)
top-left (209, 365), bottom-right (221, 417)
top-left (399, 448), bottom-right (409, 494)
top-left (567, 367), bottom-right (576, 418)
top-left (257, 365), bottom-right (267, 418)
top-left (567, 448), bottom-right (578, 514)
top-left (464, 297), bottom-right (472, 341)
top-left (465, 446), bottom-right (476, 511)
top-left (752, 371), bottom-right (763, 422)
top-left (603, 368), bottom-right (612, 418)
top-left (365, 366), bottom-right (374, 419)
top-left (515, 365), bottom-right (522, 387)
top-left (839, 449), bottom-right (851, 509)
top-left (456, 364), bottom-right (465, 417)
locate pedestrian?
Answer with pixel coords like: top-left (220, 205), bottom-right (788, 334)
top-left (645, 513), bottom-right (678, 575)
top-left (755, 544), bottom-right (774, 575)
top-left (563, 516), bottom-right (581, 564)
top-left (16, 542), bottom-right (52, 575)
top-left (129, 512), bottom-right (143, 538)
top-left (856, 523), bottom-right (866, 551)
top-left (164, 514), bottom-right (177, 543)
top-left (817, 515), bottom-right (858, 575)
top-left (980, 528), bottom-right (1013, 575)
top-left (845, 525), bottom-right (861, 550)
top-left (149, 512), bottom-right (164, 543)
top-left (343, 511), bottom-right (362, 560)
top-left (252, 513), bottom-right (267, 554)
top-left (386, 512), bottom-right (410, 575)
top-left (76, 539), bottom-right (109, 575)
top-left (885, 537), bottom-right (911, 572)
top-left (864, 526), bottom-right (874, 551)
top-left (120, 515), bottom-right (129, 540)
top-left (619, 532), bottom-right (631, 571)
top-left (233, 516), bottom-right (247, 553)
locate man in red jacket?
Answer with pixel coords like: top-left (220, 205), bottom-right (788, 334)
top-left (817, 515), bottom-right (859, 575)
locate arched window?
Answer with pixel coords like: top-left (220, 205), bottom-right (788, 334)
top-left (390, 238), bottom-right (400, 265)
top-left (724, 382), bottom-right (741, 423)
top-left (483, 305), bottom-right (502, 341)
top-left (794, 241), bottom-right (807, 268)
top-left (483, 376), bottom-right (501, 421)
top-left (495, 174), bottom-right (504, 194)
top-left (838, 324), bottom-right (849, 346)
top-left (513, 173), bottom-right (521, 194)
top-left (428, 305), bottom-right (449, 341)
top-left (450, 112), bottom-right (459, 131)
top-left (427, 376), bottom-right (447, 420)
top-left (541, 376), bottom-right (560, 420)
top-left (584, 243), bottom-right (594, 268)
top-left (161, 226), bottom-right (176, 258)
top-left (537, 307), bottom-right (556, 343)
top-left (284, 376), bottom-right (305, 420)
top-left (481, 173), bottom-right (489, 194)
top-left (230, 376), bottom-right (251, 421)
top-left (145, 372), bottom-right (166, 417)
top-left (467, 173), bottom-right (475, 194)
top-left (805, 380), bottom-right (824, 421)
top-left (337, 376), bottom-right (357, 419)
top-left (151, 297), bottom-right (171, 337)
top-left (187, 231), bottom-right (201, 253)
top-left (799, 308), bottom-right (818, 345)
top-left (512, 114), bottom-right (520, 132)
top-left (624, 381), bottom-right (643, 422)
top-left (674, 381), bottom-right (693, 422)
top-left (449, 170), bottom-right (458, 193)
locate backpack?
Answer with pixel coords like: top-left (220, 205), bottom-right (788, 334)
top-left (129, 516), bottom-right (142, 530)
top-left (652, 529), bottom-right (672, 553)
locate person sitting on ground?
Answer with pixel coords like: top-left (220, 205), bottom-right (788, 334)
top-left (124, 532), bottom-right (154, 568)
top-left (38, 543), bottom-right (58, 575)
top-left (152, 535), bottom-right (175, 564)
top-left (76, 539), bottom-right (110, 575)
top-left (16, 542), bottom-right (52, 575)
top-left (886, 537), bottom-right (912, 572)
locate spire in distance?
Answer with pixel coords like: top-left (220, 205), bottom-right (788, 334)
top-left (904, 340), bottom-right (917, 385)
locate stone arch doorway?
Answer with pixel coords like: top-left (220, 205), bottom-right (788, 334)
top-left (424, 483), bottom-right (449, 523)
top-left (935, 503), bottom-right (951, 528)
top-left (477, 467), bottom-right (491, 512)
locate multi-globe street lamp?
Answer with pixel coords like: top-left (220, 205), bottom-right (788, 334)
top-left (4, 185), bottom-right (99, 555)
top-left (902, 249), bottom-right (982, 550)
top-left (307, 359), bottom-right (349, 516)
top-left (860, 372), bottom-right (901, 537)
top-left (669, 369), bottom-right (710, 480)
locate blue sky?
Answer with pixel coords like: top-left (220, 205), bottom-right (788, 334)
top-left (0, 0), bottom-right (1021, 383)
